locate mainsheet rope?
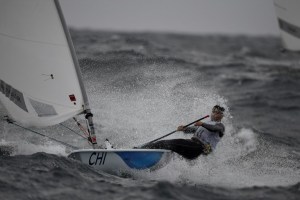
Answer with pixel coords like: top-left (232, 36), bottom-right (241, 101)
top-left (4, 116), bottom-right (79, 150)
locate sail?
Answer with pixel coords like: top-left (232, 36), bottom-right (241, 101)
top-left (273, 0), bottom-right (300, 51)
top-left (0, 0), bottom-right (88, 127)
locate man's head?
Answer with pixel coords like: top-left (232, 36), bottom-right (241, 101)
top-left (211, 105), bottom-right (225, 121)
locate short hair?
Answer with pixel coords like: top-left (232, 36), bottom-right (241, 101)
top-left (213, 105), bottom-right (225, 114)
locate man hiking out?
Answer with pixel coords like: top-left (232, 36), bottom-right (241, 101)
top-left (142, 105), bottom-right (225, 159)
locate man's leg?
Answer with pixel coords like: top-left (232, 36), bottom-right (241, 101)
top-left (142, 139), bottom-right (204, 159)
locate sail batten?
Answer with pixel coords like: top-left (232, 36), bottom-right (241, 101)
top-left (0, 0), bottom-right (88, 127)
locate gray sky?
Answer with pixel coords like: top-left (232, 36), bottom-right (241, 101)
top-left (60, 0), bottom-right (279, 35)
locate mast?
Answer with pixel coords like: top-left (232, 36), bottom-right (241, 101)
top-left (54, 0), bottom-right (98, 148)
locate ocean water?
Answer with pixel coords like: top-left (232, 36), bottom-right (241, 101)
top-left (0, 29), bottom-right (299, 199)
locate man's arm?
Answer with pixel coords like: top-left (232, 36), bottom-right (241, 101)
top-left (183, 126), bottom-right (198, 134)
top-left (177, 126), bottom-right (198, 134)
top-left (195, 121), bottom-right (225, 137)
top-left (202, 123), bottom-right (225, 137)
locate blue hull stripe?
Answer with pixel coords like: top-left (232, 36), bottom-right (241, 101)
top-left (116, 152), bottom-right (163, 169)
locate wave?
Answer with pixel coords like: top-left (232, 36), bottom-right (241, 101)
top-left (1, 29), bottom-right (300, 199)
top-left (0, 152), bottom-right (299, 200)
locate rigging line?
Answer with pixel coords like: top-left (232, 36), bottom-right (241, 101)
top-left (72, 118), bottom-right (93, 147)
top-left (6, 119), bottom-right (79, 150)
top-left (59, 123), bottom-right (87, 140)
top-left (73, 118), bottom-right (90, 137)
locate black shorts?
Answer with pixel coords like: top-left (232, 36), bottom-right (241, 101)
top-left (141, 139), bottom-right (205, 160)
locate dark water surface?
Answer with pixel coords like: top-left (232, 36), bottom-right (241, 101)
top-left (0, 30), bottom-right (299, 199)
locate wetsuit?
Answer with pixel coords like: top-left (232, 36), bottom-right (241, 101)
top-left (142, 120), bottom-right (225, 159)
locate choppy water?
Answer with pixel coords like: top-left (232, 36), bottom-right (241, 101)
top-left (0, 30), bottom-right (299, 199)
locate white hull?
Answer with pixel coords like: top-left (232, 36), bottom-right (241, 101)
top-left (68, 149), bottom-right (172, 175)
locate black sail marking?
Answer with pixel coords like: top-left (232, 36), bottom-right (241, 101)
top-left (278, 18), bottom-right (300, 39)
top-left (0, 79), bottom-right (28, 112)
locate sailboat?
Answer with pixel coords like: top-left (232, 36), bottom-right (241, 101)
top-left (0, 0), bottom-right (171, 174)
top-left (273, 0), bottom-right (300, 51)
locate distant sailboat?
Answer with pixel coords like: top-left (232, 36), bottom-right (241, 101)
top-left (273, 0), bottom-right (300, 51)
top-left (0, 0), bottom-right (171, 174)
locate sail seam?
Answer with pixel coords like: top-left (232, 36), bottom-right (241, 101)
top-left (0, 31), bottom-right (67, 47)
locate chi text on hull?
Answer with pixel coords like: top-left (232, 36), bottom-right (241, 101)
top-left (68, 149), bottom-right (172, 175)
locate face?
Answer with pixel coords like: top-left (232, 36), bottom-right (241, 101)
top-left (211, 109), bottom-right (223, 121)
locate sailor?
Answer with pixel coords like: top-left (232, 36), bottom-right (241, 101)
top-left (142, 105), bottom-right (225, 159)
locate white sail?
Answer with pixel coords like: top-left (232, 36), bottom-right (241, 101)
top-left (0, 0), bottom-right (172, 171)
top-left (0, 0), bottom-right (88, 127)
top-left (273, 0), bottom-right (300, 51)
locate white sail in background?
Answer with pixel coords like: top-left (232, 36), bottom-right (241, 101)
top-left (0, 0), bottom-right (87, 127)
top-left (274, 0), bottom-right (300, 51)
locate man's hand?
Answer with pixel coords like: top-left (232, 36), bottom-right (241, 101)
top-left (177, 125), bottom-right (185, 131)
top-left (194, 121), bottom-right (203, 126)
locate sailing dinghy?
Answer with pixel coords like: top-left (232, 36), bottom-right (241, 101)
top-left (0, 0), bottom-right (171, 174)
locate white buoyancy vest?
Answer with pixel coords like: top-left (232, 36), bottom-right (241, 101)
top-left (192, 120), bottom-right (224, 150)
